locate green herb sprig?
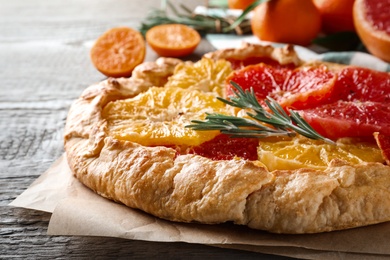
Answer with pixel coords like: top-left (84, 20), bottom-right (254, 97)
top-left (186, 82), bottom-right (335, 144)
top-left (139, 0), bottom-right (252, 36)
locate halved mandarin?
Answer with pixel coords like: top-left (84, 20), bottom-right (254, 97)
top-left (146, 24), bottom-right (201, 58)
top-left (90, 27), bottom-right (146, 78)
top-left (257, 135), bottom-right (384, 171)
top-left (102, 86), bottom-right (227, 147)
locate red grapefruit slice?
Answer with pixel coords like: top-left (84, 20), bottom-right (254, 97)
top-left (226, 63), bottom-right (336, 110)
top-left (190, 134), bottom-right (259, 160)
top-left (374, 132), bottom-right (390, 165)
top-left (326, 67), bottom-right (390, 103)
top-left (299, 101), bottom-right (390, 140)
top-left (353, 0), bottom-right (390, 62)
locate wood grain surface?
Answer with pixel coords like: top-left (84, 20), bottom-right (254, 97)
top-left (0, 0), bottom-right (292, 258)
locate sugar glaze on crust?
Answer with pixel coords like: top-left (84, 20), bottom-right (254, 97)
top-left (64, 44), bottom-right (390, 234)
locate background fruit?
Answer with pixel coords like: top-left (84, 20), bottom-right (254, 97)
top-left (250, 0), bottom-right (322, 46)
top-left (313, 0), bottom-right (355, 33)
top-left (353, 0), bottom-right (390, 62)
top-left (146, 24), bottom-right (201, 58)
top-left (228, 0), bottom-right (257, 10)
top-left (90, 27), bottom-right (145, 78)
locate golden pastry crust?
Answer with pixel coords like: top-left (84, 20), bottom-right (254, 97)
top-left (204, 42), bottom-right (303, 66)
top-left (64, 46), bottom-right (390, 234)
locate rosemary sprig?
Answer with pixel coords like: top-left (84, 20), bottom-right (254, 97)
top-left (186, 82), bottom-right (335, 144)
top-left (139, 0), bottom-right (252, 36)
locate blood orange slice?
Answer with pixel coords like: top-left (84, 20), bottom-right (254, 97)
top-left (300, 101), bottom-right (390, 140)
top-left (226, 63), bottom-right (336, 109)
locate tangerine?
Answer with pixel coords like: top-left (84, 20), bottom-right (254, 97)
top-left (353, 0), bottom-right (390, 62)
top-left (90, 27), bottom-right (146, 78)
top-left (228, 0), bottom-right (257, 10)
top-left (250, 0), bottom-right (322, 46)
top-left (145, 24), bottom-right (201, 58)
top-left (313, 0), bottom-right (355, 33)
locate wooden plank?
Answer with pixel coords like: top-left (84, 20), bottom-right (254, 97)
top-left (0, 0), bottom-right (288, 258)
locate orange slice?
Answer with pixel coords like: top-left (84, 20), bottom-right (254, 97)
top-left (257, 136), bottom-right (384, 171)
top-left (164, 57), bottom-right (233, 96)
top-left (102, 86), bottom-right (227, 147)
top-left (90, 27), bottom-right (146, 78)
top-left (146, 24), bottom-right (201, 57)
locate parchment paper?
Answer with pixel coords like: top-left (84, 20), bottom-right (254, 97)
top-left (9, 154), bottom-right (390, 259)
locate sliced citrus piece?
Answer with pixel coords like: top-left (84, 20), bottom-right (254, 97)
top-left (374, 132), bottom-right (390, 165)
top-left (353, 0), bottom-right (390, 62)
top-left (300, 101), bottom-right (390, 140)
top-left (258, 135), bottom-right (384, 171)
top-left (324, 67), bottom-right (390, 103)
top-left (165, 57), bottom-right (233, 96)
top-left (146, 24), bottom-right (201, 58)
top-left (90, 27), bottom-right (146, 78)
top-left (190, 134), bottom-right (260, 161)
top-left (102, 86), bottom-right (227, 147)
top-left (226, 63), bottom-right (336, 109)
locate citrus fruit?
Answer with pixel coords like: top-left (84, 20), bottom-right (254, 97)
top-left (226, 63), bottom-right (336, 110)
top-left (145, 24), bottom-right (201, 58)
top-left (190, 134), bottom-right (260, 160)
top-left (250, 0), bottom-right (322, 46)
top-left (300, 101), bottom-right (390, 140)
top-left (353, 0), bottom-right (390, 62)
top-left (325, 67), bottom-right (390, 103)
top-left (313, 0), bottom-right (355, 33)
top-left (258, 135), bottom-right (384, 171)
top-left (374, 132), bottom-right (390, 165)
top-left (228, 0), bottom-right (257, 10)
top-left (102, 86), bottom-right (227, 147)
top-left (165, 57), bottom-right (233, 96)
top-left (90, 27), bottom-right (146, 78)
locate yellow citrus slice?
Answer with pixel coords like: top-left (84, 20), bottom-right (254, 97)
top-left (164, 57), bottom-right (233, 97)
top-left (258, 136), bottom-right (384, 171)
top-left (102, 86), bottom-right (227, 147)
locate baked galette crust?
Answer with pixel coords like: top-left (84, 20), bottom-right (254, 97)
top-left (64, 44), bottom-right (390, 234)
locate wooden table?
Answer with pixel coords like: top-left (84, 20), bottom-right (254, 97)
top-left (0, 0), bottom-right (293, 258)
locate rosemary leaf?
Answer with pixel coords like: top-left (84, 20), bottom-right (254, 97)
top-left (186, 82), bottom-right (336, 145)
top-left (139, 0), bottom-right (253, 36)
